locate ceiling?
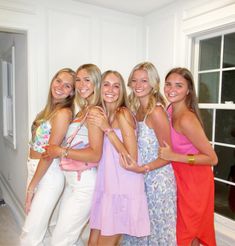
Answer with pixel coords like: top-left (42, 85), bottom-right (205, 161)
top-left (74, 0), bottom-right (176, 16)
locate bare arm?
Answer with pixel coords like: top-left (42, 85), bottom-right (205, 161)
top-left (44, 107), bottom-right (104, 163)
top-left (25, 108), bottom-right (72, 213)
top-left (107, 108), bottom-right (137, 160)
top-left (65, 108), bottom-right (104, 162)
top-left (121, 106), bottom-right (171, 173)
top-left (144, 106), bottom-right (172, 170)
top-left (159, 111), bottom-right (218, 166)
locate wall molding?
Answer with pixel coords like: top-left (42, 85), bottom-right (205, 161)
top-left (0, 0), bottom-right (36, 15)
top-left (0, 172), bottom-right (25, 228)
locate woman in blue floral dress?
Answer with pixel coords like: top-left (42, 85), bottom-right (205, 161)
top-left (121, 62), bottom-right (177, 246)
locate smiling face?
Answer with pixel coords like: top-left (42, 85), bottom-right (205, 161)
top-left (164, 72), bottom-right (189, 104)
top-left (130, 69), bottom-right (152, 99)
top-left (75, 68), bottom-right (95, 101)
top-left (101, 73), bottom-right (121, 104)
top-left (51, 71), bottom-right (74, 103)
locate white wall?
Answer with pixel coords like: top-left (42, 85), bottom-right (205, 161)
top-left (0, 0), bottom-right (234, 243)
top-left (0, 31), bottom-right (28, 225)
top-left (0, 0), bottom-right (144, 227)
top-left (144, 0), bottom-right (235, 244)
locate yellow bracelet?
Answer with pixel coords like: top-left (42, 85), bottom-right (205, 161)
top-left (187, 154), bottom-right (195, 165)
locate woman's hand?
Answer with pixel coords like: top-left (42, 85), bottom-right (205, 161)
top-left (158, 141), bottom-right (175, 161)
top-left (42, 145), bottom-right (62, 159)
top-left (87, 110), bottom-right (111, 132)
top-left (119, 153), bottom-right (142, 173)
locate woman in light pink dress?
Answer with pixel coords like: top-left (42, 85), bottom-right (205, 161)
top-left (88, 70), bottom-right (150, 246)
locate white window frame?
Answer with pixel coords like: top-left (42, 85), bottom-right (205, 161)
top-left (191, 27), bottom-right (235, 243)
top-left (1, 45), bottom-right (16, 149)
top-left (193, 28), bottom-right (235, 185)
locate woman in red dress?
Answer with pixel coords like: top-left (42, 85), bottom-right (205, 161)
top-left (159, 67), bottom-right (218, 246)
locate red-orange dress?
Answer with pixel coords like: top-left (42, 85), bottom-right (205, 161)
top-left (169, 108), bottom-right (216, 246)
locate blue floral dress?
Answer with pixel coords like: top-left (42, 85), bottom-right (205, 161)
top-left (122, 114), bottom-right (177, 246)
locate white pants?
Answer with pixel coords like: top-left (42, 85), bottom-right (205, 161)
top-left (51, 168), bottom-right (97, 246)
top-left (20, 158), bottom-right (65, 246)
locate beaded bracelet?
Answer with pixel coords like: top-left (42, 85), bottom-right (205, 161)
top-left (61, 148), bottom-right (69, 158)
top-left (27, 188), bottom-right (35, 195)
top-left (104, 128), bottom-right (114, 135)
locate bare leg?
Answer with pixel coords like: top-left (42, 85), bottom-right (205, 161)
top-left (191, 238), bottom-right (200, 246)
top-left (88, 229), bottom-right (100, 246)
top-left (97, 234), bottom-right (121, 246)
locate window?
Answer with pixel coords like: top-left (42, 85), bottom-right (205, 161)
top-left (193, 29), bottom-right (235, 221)
top-left (1, 45), bottom-right (16, 149)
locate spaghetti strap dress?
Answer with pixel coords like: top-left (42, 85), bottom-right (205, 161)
top-left (168, 106), bottom-right (216, 246)
top-left (89, 128), bottom-right (150, 236)
top-left (122, 107), bottom-right (177, 246)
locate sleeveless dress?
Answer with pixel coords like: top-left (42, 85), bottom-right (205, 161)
top-left (89, 128), bottom-right (150, 236)
top-left (122, 113), bottom-right (177, 245)
top-left (169, 106), bottom-right (216, 246)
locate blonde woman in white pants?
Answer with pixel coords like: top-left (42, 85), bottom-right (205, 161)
top-left (43, 64), bottom-right (103, 246)
top-left (20, 68), bottom-right (76, 245)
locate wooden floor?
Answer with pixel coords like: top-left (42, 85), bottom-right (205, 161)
top-left (0, 199), bottom-right (90, 246)
top-left (0, 201), bottom-right (20, 246)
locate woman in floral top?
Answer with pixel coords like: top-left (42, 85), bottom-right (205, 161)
top-left (20, 68), bottom-right (76, 246)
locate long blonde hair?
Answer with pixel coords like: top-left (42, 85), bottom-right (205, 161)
top-left (165, 67), bottom-right (203, 127)
top-left (75, 64), bottom-right (101, 111)
top-left (128, 62), bottom-right (165, 114)
top-left (33, 68), bottom-right (76, 126)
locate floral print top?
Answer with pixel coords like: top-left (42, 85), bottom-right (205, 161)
top-left (29, 120), bottom-right (51, 153)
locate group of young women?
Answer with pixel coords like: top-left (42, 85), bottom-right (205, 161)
top-left (20, 62), bottom-right (218, 246)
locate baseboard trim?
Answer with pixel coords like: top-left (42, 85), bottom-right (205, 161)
top-left (215, 213), bottom-right (235, 246)
top-left (0, 172), bottom-right (25, 228)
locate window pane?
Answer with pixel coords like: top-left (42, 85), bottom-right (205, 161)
top-left (199, 37), bottom-right (221, 70)
top-left (198, 72), bottom-right (219, 103)
top-left (215, 109), bottom-right (235, 145)
top-left (214, 145), bottom-right (235, 180)
top-left (223, 32), bottom-right (235, 68)
top-left (215, 181), bottom-right (235, 220)
top-left (200, 109), bottom-right (213, 140)
top-left (221, 70), bottom-right (235, 103)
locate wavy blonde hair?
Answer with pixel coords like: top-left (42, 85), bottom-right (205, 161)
top-left (128, 62), bottom-right (165, 114)
top-left (33, 68), bottom-right (76, 126)
top-left (75, 64), bottom-right (101, 112)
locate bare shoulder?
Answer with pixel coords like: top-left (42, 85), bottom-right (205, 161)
top-left (179, 110), bottom-right (201, 133)
top-left (53, 108), bottom-right (72, 121)
top-left (116, 107), bottom-right (135, 128)
top-left (149, 105), bottom-right (168, 123)
top-left (50, 108), bottom-right (72, 128)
